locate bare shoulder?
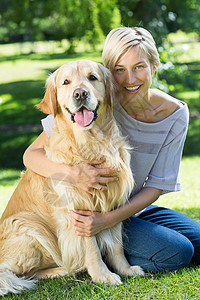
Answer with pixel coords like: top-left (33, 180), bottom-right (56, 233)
top-left (150, 88), bottom-right (183, 119)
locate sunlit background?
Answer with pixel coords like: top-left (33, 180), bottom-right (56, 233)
top-left (0, 0), bottom-right (200, 213)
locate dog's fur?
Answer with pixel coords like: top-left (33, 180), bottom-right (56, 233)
top-left (0, 60), bottom-right (143, 295)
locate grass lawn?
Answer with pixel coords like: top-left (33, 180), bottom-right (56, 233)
top-left (1, 156), bottom-right (200, 299)
top-left (1, 267), bottom-right (200, 299)
top-left (0, 33), bottom-right (200, 299)
top-left (0, 32), bottom-right (200, 170)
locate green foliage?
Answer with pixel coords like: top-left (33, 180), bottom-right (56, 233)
top-left (154, 43), bottom-right (197, 94)
top-left (0, 0), bottom-right (121, 49)
top-left (0, 49), bottom-right (102, 170)
top-left (151, 34), bottom-right (200, 157)
top-left (0, 33), bottom-right (200, 170)
top-left (1, 0), bottom-right (199, 48)
top-left (0, 32), bottom-right (200, 299)
top-left (118, 0), bottom-right (200, 46)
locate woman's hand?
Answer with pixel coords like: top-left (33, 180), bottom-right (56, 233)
top-left (69, 209), bottom-right (116, 237)
top-left (68, 188), bottom-right (163, 237)
top-left (23, 132), bottom-right (118, 193)
top-left (70, 159), bottom-right (119, 194)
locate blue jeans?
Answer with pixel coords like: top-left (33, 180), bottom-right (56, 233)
top-left (123, 205), bottom-right (200, 273)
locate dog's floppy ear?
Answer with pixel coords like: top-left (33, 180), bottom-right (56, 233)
top-left (37, 71), bottom-right (58, 117)
top-left (98, 63), bottom-right (118, 107)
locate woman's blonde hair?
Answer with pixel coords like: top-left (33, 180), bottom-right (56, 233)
top-left (102, 27), bottom-right (160, 73)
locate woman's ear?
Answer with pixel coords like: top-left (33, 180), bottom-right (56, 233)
top-left (152, 64), bottom-right (158, 76)
top-left (37, 71), bottom-right (58, 117)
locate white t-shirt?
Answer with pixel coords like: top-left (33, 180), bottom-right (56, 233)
top-left (41, 101), bottom-right (189, 196)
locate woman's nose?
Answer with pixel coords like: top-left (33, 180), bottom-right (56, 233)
top-left (126, 70), bottom-right (136, 84)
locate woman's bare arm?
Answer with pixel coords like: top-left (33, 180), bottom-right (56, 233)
top-left (23, 131), bottom-right (118, 192)
top-left (23, 133), bottom-right (162, 235)
top-left (23, 131), bottom-right (70, 180)
top-left (70, 187), bottom-right (162, 236)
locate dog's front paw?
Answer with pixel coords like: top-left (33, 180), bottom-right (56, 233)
top-left (93, 271), bottom-right (122, 285)
top-left (128, 265), bottom-right (144, 276)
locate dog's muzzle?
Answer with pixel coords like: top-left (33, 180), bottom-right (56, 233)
top-left (73, 88), bottom-right (89, 102)
top-left (66, 88), bottom-right (99, 127)
top-left (66, 104), bottom-right (99, 127)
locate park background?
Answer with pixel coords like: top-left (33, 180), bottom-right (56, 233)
top-left (0, 0), bottom-right (200, 299)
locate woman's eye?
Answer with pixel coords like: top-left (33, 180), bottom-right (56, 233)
top-left (63, 79), bottom-right (70, 85)
top-left (116, 68), bottom-right (124, 72)
top-left (89, 74), bottom-right (98, 81)
top-left (135, 65), bottom-right (143, 70)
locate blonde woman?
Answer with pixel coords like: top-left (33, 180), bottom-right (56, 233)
top-left (23, 27), bottom-right (200, 272)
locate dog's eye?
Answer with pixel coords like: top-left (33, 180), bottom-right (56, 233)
top-left (63, 79), bottom-right (70, 85)
top-left (88, 74), bottom-right (98, 81)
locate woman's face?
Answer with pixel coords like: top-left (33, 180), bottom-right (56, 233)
top-left (113, 46), bottom-right (155, 103)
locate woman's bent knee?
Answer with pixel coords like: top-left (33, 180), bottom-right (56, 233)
top-left (125, 235), bottom-right (194, 273)
top-left (155, 238), bottom-right (194, 272)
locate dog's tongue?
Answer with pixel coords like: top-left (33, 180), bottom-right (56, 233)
top-left (74, 108), bottom-right (94, 127)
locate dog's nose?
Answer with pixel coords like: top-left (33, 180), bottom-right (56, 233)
top-left (73, 88), bottom-right (89, 101)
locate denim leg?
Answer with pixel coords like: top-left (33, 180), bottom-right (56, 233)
top-left (123, 205), bottom-right (196, 273)
top-left (138, 205), bottom-right (200, 265)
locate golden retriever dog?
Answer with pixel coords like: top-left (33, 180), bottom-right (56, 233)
top-left (0, 60), bottom-right (144, 295)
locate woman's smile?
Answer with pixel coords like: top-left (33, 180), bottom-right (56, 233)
top-left (113, 46), bottom-right (154, 102)
top-left (124, 85), bottom-right (142, 93)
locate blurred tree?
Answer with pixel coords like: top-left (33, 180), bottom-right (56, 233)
top-left (0, 0), bottom-right (199, 50)
top-left (39, 0), bottom-right (121, 52)
top-left (115, 0), bottom-right (199, 95)
top-left (117, 0), bottom-right (200, 45)
top-left (0, 0), bottom-right (121, 49)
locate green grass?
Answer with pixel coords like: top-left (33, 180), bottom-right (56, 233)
top-left (1, 157), bottom-right (200, 299)
top-left (1, 268), bottom-right (200, 299)
top-left (0, 169), bottom-right (20, 214)
top-left (157, 156), bottom-right (200, 222)
top-left (1, 157), bottom-right (200, 216)
top-left (0, 33), bottom-right (200, 170)
top-left (0, 34), bottom-right (200, 299)
top-left (0, 46), bottom-right (102, 169)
